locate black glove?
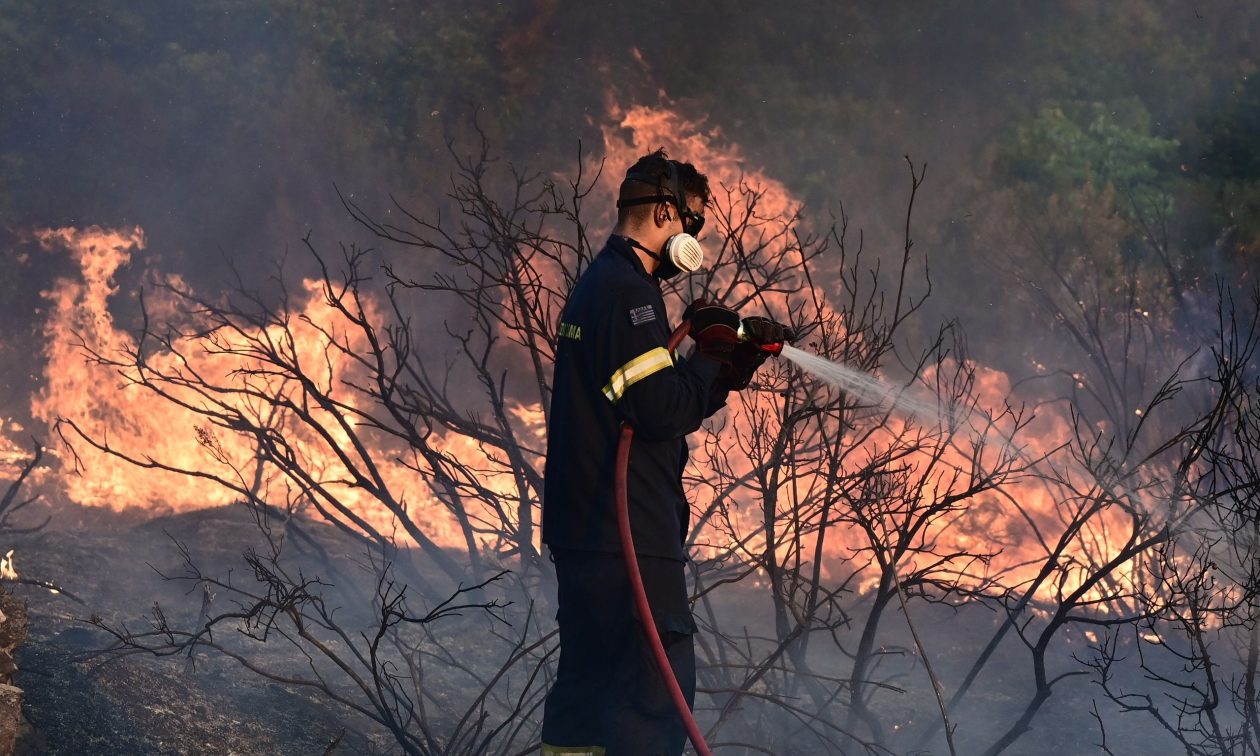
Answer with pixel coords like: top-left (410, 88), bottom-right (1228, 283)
top-left (685, 299), bottom-right (741, 362)
top-left (739, 316), bottom-right (796, 348)
top-left (711, 317), bottom-right (794, 392)
top-left (714, 342), bottom-right (771, 392)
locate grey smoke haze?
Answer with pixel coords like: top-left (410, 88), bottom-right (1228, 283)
top-left (4, 2), bottom-right (1255, 371)
top-left (3, 4), bottom-right (1260, 754)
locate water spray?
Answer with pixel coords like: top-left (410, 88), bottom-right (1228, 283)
top-left (775, 335), bottom-right (1204, 545)
top-left (737, 317), bottom-right (969, 426)
top-left (777, 344), bottom-right (969, 428)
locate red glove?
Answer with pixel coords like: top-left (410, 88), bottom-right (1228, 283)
top-left (684, 299), bottom-right (741, 362)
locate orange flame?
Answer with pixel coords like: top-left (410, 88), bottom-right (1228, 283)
top-left (27, 226), bottom-right (484, 546)
top-left (0, 419), bottom-right (27, 468)
top-left (0, 549), bottom-right (16, 581)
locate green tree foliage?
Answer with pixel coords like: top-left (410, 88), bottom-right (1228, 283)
top-left (267, 2), bottom-right (515, 145)
top-left (1000, 99), bottom-right (1179, 221)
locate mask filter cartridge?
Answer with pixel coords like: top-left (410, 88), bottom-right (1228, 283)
top-left (663, 233), bottom-right (704, 274)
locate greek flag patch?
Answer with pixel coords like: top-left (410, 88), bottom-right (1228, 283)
top-left (628, 304), bottom-right (657, 326)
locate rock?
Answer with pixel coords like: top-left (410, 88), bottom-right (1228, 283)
top-left (0, 683), bottom-right (22, 755)
top-left (0, 591), bottom-right (23, 654)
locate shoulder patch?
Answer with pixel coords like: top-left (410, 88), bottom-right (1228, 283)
top-left (558, 321), bottom-right (582, 341)
top-left (628, 304), bottom-right (657, 327)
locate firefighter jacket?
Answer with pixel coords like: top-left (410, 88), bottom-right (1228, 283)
top-left (542, 235), bottom-right (727, 562)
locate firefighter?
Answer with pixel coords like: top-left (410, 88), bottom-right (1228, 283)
top-left (539, 150), bottom-right (791, 755)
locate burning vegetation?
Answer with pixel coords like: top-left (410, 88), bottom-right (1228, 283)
top-left (0, 101), bottom-right (1256, 755)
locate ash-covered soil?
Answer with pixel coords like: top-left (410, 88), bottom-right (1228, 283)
top-left (8, 502), bottom-right (381, 755)
top-left (1, 500), bottom-right (1193, 755)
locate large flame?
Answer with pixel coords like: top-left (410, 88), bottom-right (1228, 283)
top-left (26, 226), bottom-right (494, 547)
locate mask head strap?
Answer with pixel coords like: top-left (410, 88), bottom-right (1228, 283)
top-left (616, 159), bottom-right (705, 235)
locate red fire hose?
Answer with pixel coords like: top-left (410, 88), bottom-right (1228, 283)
top-left (614, 320), bottom-right (713, 756)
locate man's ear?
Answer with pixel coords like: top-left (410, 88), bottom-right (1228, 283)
top-left (655, 203), bottom-right (672, 228)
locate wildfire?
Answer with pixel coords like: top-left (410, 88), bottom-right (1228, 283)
top-left (27, 226), bottom-right (476, 545)
top-left (12, 104), bottom-right (1156, 609)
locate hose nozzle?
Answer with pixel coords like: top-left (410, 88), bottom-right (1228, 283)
top-left (738, 318), bottom-right (794, 357)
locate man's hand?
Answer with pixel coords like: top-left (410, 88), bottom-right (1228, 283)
top-left (715, 343), bottom-right (769, 391)
top-left (739, 316), bottom-right (796, 348)
top-left (685, 299), bottom-right (741, 362)
top-left (713, 316), bottom-right (794, 391)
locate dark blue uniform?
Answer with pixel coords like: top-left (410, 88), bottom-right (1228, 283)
top-left (541, 235), bottom-right (727, 755)
top-left (543, 235), bottom-right (726, 559)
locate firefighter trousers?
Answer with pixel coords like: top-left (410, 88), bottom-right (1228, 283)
top-left (540, 549), bottom-right (697, 756)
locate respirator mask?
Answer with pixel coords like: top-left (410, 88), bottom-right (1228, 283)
top-left (615, 159), bottom-right (706, 280)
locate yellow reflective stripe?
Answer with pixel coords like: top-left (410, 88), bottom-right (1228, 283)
top-left (602, 347), bottom-right (673, 403)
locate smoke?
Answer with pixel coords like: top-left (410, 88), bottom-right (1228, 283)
top-left (4, 46), bottom-right (1234, 601)
top-left (4, 1), bottom-right (1257, 393)
top-left (3, 5), bottom-right (1259, 752)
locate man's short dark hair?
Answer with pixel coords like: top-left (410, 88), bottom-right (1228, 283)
top-left (616, 149), bottom-right (710, 224)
